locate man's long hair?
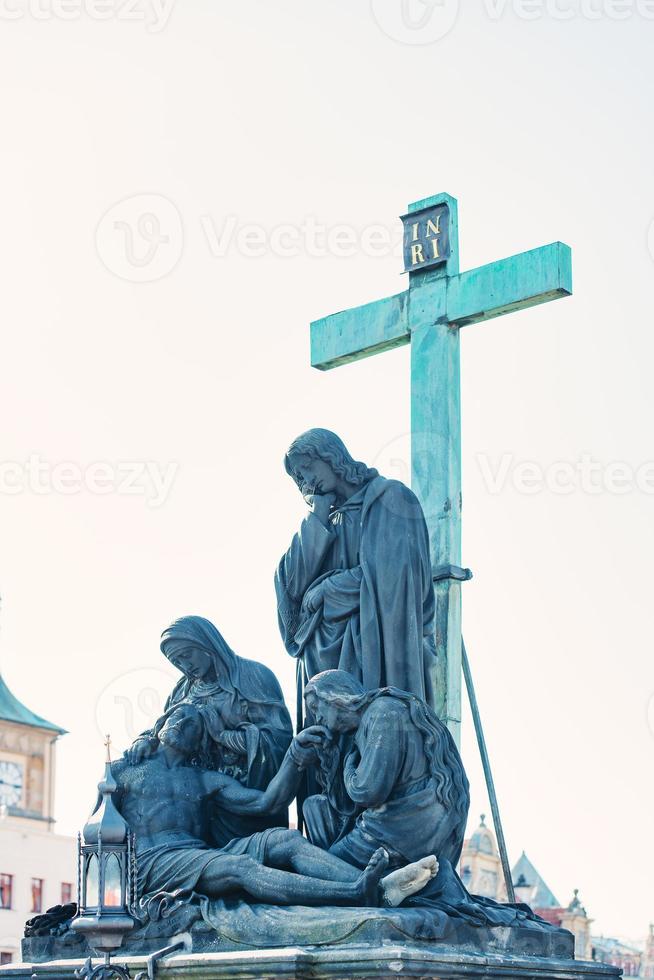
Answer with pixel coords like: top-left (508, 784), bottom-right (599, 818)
top-left (305, 670), bottom-right (470, 825)
top-left (157, 702), bottom-right (213, 769)
top-left (284, 429), bottom-right (378, 491)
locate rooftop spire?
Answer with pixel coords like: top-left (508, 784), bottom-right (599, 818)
top-left (567, 888), bottom-right (587, 915)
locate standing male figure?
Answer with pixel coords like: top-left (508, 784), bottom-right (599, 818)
top-left (275, 429), bottom-right (438, 709)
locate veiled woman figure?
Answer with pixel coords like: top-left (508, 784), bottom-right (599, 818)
top-left (127, 615), bottom-right (293, 843)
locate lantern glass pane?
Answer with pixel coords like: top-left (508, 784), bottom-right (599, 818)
top-left (86, 854), bottom-right (99, 907)
top-left (103, 853), bottom-right (122, 907)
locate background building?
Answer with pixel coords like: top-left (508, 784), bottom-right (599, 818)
top-left (591, 936), bottom-right (643, 976)
top-left (459, 815), bottom-right (650, 967)
top-left (0, 674), bottom-right (75, 963)
top-left (640, 925), bottom-right (654, 979)
top-left (459, 814), bottom-right (506, 902)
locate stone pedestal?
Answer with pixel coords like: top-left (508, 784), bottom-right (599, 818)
top-left (1, 943), bottom-right (622, 980)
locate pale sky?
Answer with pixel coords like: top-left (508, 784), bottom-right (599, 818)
top-left (0, 0), bottom-right (652, 943)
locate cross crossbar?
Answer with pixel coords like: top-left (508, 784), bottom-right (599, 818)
top-left (310, 241), bottom-right (571, 371)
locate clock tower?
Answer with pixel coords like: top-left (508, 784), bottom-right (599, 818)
top-left (0, 674), bottom-right (66, 827)
top-left (0, 674), bottom-right (75, 963)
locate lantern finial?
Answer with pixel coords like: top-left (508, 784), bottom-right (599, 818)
top-left (81, 743), bottom-right (127, 846)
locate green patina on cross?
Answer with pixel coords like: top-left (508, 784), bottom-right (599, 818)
top-left (309, 192), bottom-right (572, 746)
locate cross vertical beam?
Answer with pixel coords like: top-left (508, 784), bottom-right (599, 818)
top-left (407, 193), bottom-right (462, 739)
top-left (309, 193), bottom-right (572, 746)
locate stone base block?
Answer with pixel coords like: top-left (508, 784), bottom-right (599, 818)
top-left (3, 944), bottom-right (622, 980)
top-left (22, 919), bottom-right (575, 963)
top-left (20, 903), bottom-right (577, 962)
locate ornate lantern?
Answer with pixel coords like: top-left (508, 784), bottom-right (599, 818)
top-left (71, 737), bottom-right (136, 980)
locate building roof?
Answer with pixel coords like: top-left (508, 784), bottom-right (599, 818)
top-left (466, 814), bottom-right (498, 856)
top-left (0, 674), bottom-right (66, 734)
top-left (512, 851), bottom-right (560, 908)
top-left (567, 888), bottom-right (587, 915)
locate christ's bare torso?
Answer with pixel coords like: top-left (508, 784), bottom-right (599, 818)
top-left (112, 758), bottom-right (225, 849)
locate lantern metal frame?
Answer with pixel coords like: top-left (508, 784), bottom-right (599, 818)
top-left (77, 829), bottom-right (137, 917)
top-left (72, 827), bottom-right (137, 979)
top-left (71, 738), bottom-right (138, 980)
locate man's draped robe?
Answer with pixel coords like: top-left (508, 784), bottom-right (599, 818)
top-left (302, 692), bottom-right (468, 869)
top-left (275, 476), bottom-right (439, 707)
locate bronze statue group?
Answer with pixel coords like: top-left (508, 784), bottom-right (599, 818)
top-left (100, 431), bottom-right (544, 931)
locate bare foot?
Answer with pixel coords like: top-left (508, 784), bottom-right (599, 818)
top-left (380, 855), bottom-right (439, 907)
top-left (356, 847), bottom-right (390, 906)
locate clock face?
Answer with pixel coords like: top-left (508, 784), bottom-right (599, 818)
top-left (0, 760), bottom-right (24, 807)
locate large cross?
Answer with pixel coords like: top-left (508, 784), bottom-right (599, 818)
top-left (309, 192), bottom-right (572, 746)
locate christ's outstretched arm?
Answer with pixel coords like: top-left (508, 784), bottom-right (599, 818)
top-left (203, 731), bottom-right (323, 814)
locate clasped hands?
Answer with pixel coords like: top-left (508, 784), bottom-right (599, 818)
top-left (289, 724), bottom-right (333, 769)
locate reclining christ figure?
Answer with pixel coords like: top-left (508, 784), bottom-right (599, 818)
top-left (108, 703), bottom-right (438, 908)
